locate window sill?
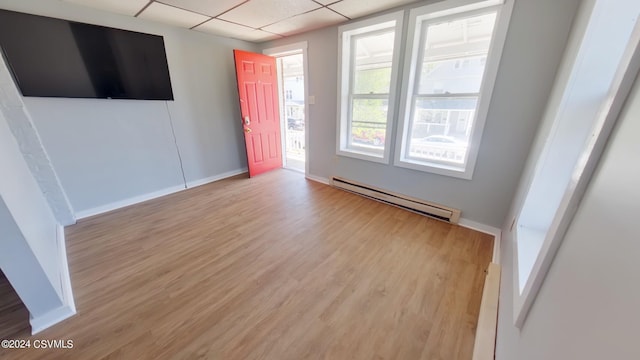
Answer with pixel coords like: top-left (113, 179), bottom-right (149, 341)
top-left (394, 157), bottom-right (472, 179)
top-left (337, 148), bottom-right (389, 164)
top-left (512, 221), bottom-right (549, 328)
top-left (515, 224), bottom-right (545, 293)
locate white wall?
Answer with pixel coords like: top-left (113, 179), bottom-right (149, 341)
top-left (496, 0), bottom-right (640, 357)
top-left (0, 0), bottom-right (257, 216)
top-left (0, 109), bottom-right (71, 328)
top-left (495, 68), bottom-right (640, 360)
top-left (0, 197), bottom-right (63, 318)
top-left (0, 55), bottom-right (74, 226)
top-left (510, 0), bottom-right (639, 323)
top-left (517, 0), bottom-right (639, 233)
top-left (0, 110), bottom-right (61, 296)
top-left (261, 0), bottom-right (580, 227)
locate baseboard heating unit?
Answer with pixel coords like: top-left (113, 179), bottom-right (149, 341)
top-left (331, 177), bottom-right (461, 224)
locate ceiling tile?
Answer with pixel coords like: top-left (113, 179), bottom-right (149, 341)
top-left (314, 0), bottom-right (341, 5)
top-left (195, 18), bottom-right (255, 38)
top-left (63, 0), bottom-right (149, 17)
top-left (158, 0), bottom-right (247, 17)
top-left (195, 19), bottom-right (281, 42)
top-left (242, 30), bottom-right (283, 42)
top-left (219, 0), bottom-right (321, 29)
top-left (329, 0), bottom-right (419, 19)
top-left (138, 2), bottom-right (211, 29)
top-left (263, 8), bottom-right (346, 36)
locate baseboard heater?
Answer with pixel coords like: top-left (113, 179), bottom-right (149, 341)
top-left (331, 177), bottom-right (461, 224)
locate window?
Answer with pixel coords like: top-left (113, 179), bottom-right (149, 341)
top-left (395, 0), bottom-right (511, 179)
top-left (511, 0), bottom-right (639, 327)
top-left (337, 12), bottom-right (404, 163)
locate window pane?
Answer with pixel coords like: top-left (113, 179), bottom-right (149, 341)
top-left (418, 13), bottom-right (497, 95)
top-left (351, 98), bottom-right (388, 149)
top-left (407, 97), bottom-right (477, 164)
top-left (354, 31), bottom-right (395, 94)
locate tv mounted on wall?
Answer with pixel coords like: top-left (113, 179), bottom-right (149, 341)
top-left (0, 9), bottom-right (174, 100)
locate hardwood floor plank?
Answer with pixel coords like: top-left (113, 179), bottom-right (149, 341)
top-left (0, 170), bottom-right (493, 359)
top-left (0, 271), bottom-right (30, 340)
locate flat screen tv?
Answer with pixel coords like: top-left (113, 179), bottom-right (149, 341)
top-left (0, 9), bottom-right (174, 100)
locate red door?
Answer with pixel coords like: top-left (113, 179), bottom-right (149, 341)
top-left (233, 49), bottom-right (282, 177)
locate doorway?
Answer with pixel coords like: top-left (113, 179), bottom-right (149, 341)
top-left (279, 54), bottom-right (305, 172)
top-left (264, 42), bottom-right (309, 175)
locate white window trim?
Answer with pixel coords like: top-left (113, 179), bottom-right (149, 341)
top-left (336, 11), bottom-right (404, 164)
top-left (394, 0), bottom-right (513, 179)
top-left (512, 12), bottom-right (640, 329)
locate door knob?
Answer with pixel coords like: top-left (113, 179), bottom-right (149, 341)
top-left (244, 116), bottom-right (251, 125)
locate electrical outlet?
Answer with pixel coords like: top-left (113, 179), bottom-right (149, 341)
top-left (308, 95), bottom-right (315, 105)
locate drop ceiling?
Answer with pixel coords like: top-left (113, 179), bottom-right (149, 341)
top-left (63, 0), bottom-right (423, 42)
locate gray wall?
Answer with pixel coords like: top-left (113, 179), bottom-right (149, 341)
top-left (496, 0), bottom-right (640, 358)
top-left (0, 0), bottom-right (257, 215)
top-left (261, 0), bottom-right (580, 226)
top-left (495, 67), bottom-right (640, 360)
top-left (0, 55), bottom-right (74, 225)
top-left (0, 109), bottom-right (65, 318)
top-left (0, 110), bottom-right (61, 295)
top-left (0, 198), bottom-right (64, 318)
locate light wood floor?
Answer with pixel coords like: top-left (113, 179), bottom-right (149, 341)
top-left (1, 170), bottom-right (493, 360)
top-left (0, 271), bottom-right (30, 340)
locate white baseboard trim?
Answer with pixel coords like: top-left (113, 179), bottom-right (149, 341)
top-left (186, 168), bottom-right (247, 188)
top-left (305, 174), bottom-right (331, 185)
top-left (75, 184), bottom-right (185, 220)
top-left (459, 218), bottom-right (502, 264)
top-left (30, 304), bottom-right (76, 335)
top-left (75, 169), bottom-right (248, 220)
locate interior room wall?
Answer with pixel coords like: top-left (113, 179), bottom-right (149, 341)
top-left (260, 0), bottom-right (581, 227)
top-left (0, 56), bottom-right (74, 225)
top-left (495, 66), bottom-right (640, 360)
top-left (0, 109), bottom-right (68, 325)
top-left (0, 0), bottom-right (258, 217)
top-left (0, 198), bottom-right (64, 319)
top-left (496, 0), bottom-right (640, 357)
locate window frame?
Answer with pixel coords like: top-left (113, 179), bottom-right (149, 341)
top-left (394, 0), bottom-right (513, 179)
top-left (511, 4), bottom-right (640, 328)
top-left (336, 11), bottom-right (404, 164)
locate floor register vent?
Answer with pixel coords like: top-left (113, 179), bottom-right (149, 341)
top-left (331, 177), bottom-right (461, 224)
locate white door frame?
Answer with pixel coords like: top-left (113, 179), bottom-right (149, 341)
top-left (263, 42), bottom-right (309, 176)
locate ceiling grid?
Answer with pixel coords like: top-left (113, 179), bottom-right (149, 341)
top-left (63, 0), bottom-right (423, 42)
